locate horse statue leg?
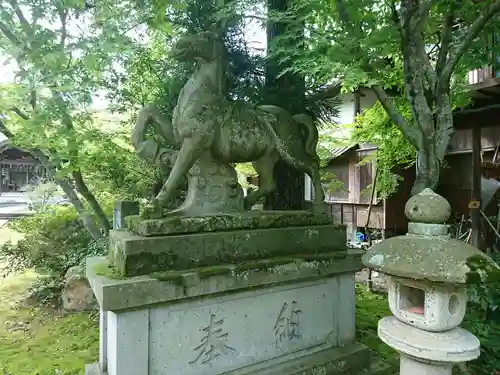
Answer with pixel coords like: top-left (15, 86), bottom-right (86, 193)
top-left (142, 133), bottom-right (211, 219)
top-left (244, 152), bottom-right (279, 209)
top-left (257, 106), bottom-right (329, 216)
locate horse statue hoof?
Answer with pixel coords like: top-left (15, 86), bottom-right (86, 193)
top-left (243, 197), bottom-right (254, 211)
top-left (140, 201), bottom-right (164, 219)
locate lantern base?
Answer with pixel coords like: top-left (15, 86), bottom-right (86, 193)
top-left (400, 353), bottom-right (452, 375)
top-left (378, 316), bottom-right (480, 370)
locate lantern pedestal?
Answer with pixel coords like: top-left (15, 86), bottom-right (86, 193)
top-left (378, 316), bottom-right (480, 375)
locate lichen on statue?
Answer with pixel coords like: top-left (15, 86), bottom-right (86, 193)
top-left (132, 27), bottom-right (328, 219)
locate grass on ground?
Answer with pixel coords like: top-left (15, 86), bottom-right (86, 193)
top-left (0, 226), bottom-right (99, 375)
top-left (0, 225), bottom-right (395, 374)
top-left (355, 284), bottom-right (399, 369)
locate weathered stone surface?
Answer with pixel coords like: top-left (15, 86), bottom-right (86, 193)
top-left (113, 200), bottom-right (139, 229)
top-left (126, 210), bottom-right (333, 237)
top-left (86, 342), bottom-right (370, 375)
top-left (378, 316), bottom-right (480, 363)
top-left (362, 234), bottom-right (494, 284)
top-left (109, 224), bottom-right (346, 277)
top-left (133, 28), bottom-right (327, 219)
top-left (62, 266), bottom-right (97, 311)
top-left (87, 251), bottom-right (363, 311)
top-left (363, 188), bottom-right (495, 284)
top-left (404, 188), bottom-right (451, 224)
top-left (86, 268), bottom-right (364, 375)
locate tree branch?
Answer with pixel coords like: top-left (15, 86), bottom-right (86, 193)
top-left (57, 6), bottom-right (69, 49)
top-left (435, 2), bottom-right (458, 77)
top-left (387, 0), bottom-right (403, 38)
top-left (372, 85), bottom-right (422, 149)
top-left (0, 20), bottom-right (22, 47)
top-left (417, 37), bottom-right (438, 90)
top-left (10, 106), bottom-right (30, 120)
top-left (7, 0), bottom-right (31, 36)
top-left (72, 170), bottom-right (111, 234)
top-left (440, 0), bottom-right (500, 85)
top-left (305, 84), bottom-right (341, 103)
top-left (415, 0), bottom-right (436, 31)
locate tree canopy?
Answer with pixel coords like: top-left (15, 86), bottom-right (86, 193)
top-left (274, 0), bottom-right (500, 195)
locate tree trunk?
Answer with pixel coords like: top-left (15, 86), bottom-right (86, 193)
top-left (0, 119), bottom-right (104, 240)
top-left (57, 177), bottom-right (105, 241)
top-left (264, 0), bottom-right (306, 210)
top-left (401, 17), bottom-right (441, 196)
top-left (33, 152), bottom-right (104, 241)
top-left (410, 95), bottom-right (454, 196)
top-left (412, 146), bottom-right (440, 196)
top-left (73, 170), bottom-right (112, 235)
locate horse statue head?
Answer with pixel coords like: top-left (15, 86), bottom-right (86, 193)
top-left (169, 30), bottom-right (223, 64)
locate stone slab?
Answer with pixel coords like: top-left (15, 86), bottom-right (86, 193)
top-left (87, 250), bottom-right (363, 311)
top-left (87, 274), bottom-right (363, 375)
top-left (109, 224), bottom-right (346, 277)
top-left (148, 278), bottom-right (338, 374)
top-left (125, 210), bottom-right (335, 237)
top-left (85, 342), bottom-right (370, 375)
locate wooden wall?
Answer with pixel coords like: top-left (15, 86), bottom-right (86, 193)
top-left (448, 126), bottom-right (500, 154)
top-left (322, 148), bottom-right (389, 235)
top-left (319, 125), bottom-right (500, 236)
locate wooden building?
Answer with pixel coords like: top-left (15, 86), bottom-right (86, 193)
top-left (316, 124), bottom-right (500, 242)
top-left (309, 143), bottom-right (413, 241)
top-left (313, 62), bottom-right (500, 246)
top-left (0, 143), bottom-right (47, 193)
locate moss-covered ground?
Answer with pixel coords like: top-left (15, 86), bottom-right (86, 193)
top-left (355, 284), bottom-right (399, 369)
top-left (0, 225), bottom-right (397, 374)
top-left (0, 226), bottom-right (98, 375)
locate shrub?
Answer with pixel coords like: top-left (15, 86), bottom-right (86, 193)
top-left (0, 205), bottom-right (107, 305)
top-left (461, 253), bottom-right (500, 375)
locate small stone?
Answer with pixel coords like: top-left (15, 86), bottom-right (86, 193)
top-left (404, 188), bottom-right (451, 224)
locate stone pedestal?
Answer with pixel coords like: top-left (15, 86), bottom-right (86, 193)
top-left (85, 249), bottom-right (371, 375)
top-left (85, 209), bottom-right (381, 375)
top-left (379, 316), bottom-right (479, 375)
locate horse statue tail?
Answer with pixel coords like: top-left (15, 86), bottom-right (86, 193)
top-left (257, 105), bottom-right (319, 160)
top-left (292, 113), bottom-right (319, 160)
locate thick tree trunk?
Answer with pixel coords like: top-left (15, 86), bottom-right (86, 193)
top-left (57, 177), bottom-right (105, 241)
top-left (410, 97), bottom-right (454, 196)
top-left (264, 0), bottom-right (306, 210)
top-left (412, 145), bottom-right (440, 196)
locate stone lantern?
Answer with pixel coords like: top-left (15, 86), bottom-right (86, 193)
top-left (362, 188), bottom-right (494, 375)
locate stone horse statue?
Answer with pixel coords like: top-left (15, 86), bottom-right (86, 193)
top-left (133, 30), bottom-right (326, 218)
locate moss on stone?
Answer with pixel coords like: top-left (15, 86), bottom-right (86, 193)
top-left (362, 235), bottom-right (494, 284)
top-left (93, 261), bottom-right (127, 280)
top-left (298, 252), bottom-right (348, 261)
top-left (234, 258), bottom-right (296, 273)
top-left (125, 210), bottom-right (337, 237)
top-left (109, 224), bottom-right (345, 277)
top-left (150, 271), bottom-right (185, 285)
top-left (197, 265), bottom-right (233, 278)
